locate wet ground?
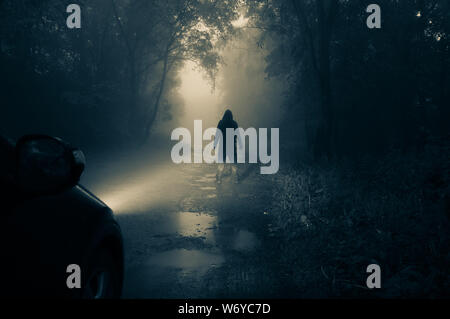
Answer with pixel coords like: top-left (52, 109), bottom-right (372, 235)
top-left (82, 147), bottom-right (287, 298)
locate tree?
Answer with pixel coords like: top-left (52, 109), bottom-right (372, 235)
top-left (110, 0), bottom-right (239, 142)
top-left (245, 0), bottom-right (449, 159)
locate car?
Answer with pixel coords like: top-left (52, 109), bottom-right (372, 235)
top-left (0, 134), bottom-right (124, 298)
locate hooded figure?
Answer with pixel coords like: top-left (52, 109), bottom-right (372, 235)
top-left (214, 109), bottom-right (242, 183)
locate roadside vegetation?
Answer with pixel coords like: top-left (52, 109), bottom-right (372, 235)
top-left (270, 138), bottom-right (450, 298)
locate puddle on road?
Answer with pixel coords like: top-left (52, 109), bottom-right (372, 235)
top-left (176, 212), bottom-right (217, 243)
top-left (200, 186), bottom-right (216, 191)
top-left (154, 211), bottom-right (259, 253)
top-left (194, 173), bottom-right (216, 182)
top-left (124, 249), bottom-right (224, 298)
top-left (146, 211), bottom-right (218, 244)
top-left (147, 249), bottom-right (224, 269)
top-left (233, 230), bottom-right (259, 252)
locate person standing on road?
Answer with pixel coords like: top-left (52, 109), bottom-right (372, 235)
top-left (214, 109), bottom-right (242, 184)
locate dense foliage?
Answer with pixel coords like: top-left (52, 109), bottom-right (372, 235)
top-left (246, 0), bottom-right (449, 160)
top-left (0, 0), bottom-right (239, 146)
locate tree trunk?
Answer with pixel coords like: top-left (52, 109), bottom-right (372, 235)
top-left (314, 0), bottom-right (335, 160)
top-left (110, 0), bottom-right (140, 140)
top-left (143, 47), bottom-right (170, 141)
top-left (127, 58), bottom-right (140, 137)
top-left (291, 0), bottom-right (337, 160)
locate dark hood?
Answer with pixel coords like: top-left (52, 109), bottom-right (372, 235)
top-left (222, 110), bottom-right (233, 122)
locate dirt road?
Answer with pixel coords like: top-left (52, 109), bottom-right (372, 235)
top-left (82, 147), bottom-right (288, 298)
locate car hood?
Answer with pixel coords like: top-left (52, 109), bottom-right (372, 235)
top-left (76, 184), bottom-right (109, 209)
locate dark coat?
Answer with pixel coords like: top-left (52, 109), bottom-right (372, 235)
top-left (216, 110), bottom-right (239, 162)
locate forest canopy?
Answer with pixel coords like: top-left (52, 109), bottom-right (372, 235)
top-left (0, 0), bottom-right (448, 161)
top-left (0, 0), bottom-right (239, 145)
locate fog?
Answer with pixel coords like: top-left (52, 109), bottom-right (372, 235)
top-left (155, 30), bottom-right (284, 145)
top-left (1, 0), bottom-right (449, 299)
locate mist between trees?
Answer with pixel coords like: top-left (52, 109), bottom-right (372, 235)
top-left (1, 0), bottom-right (449, 298)
top-left (0, 0), bottom-right (448, 159)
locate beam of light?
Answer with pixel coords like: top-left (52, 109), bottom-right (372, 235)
top-left (96, 168), bottom-right (163, 213)
top-left (95, 163), bottom-right (182, 214)
top-left (96, 60), bottom-right (225, 214)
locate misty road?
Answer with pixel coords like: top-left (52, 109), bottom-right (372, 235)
top-left (82, 147), bottom-right (287, 298)
top-left (2, 0), bottom-right (449, 300)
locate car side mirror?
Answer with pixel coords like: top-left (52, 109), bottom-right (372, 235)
top-left (15, 135), bottom-right (85, 194)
